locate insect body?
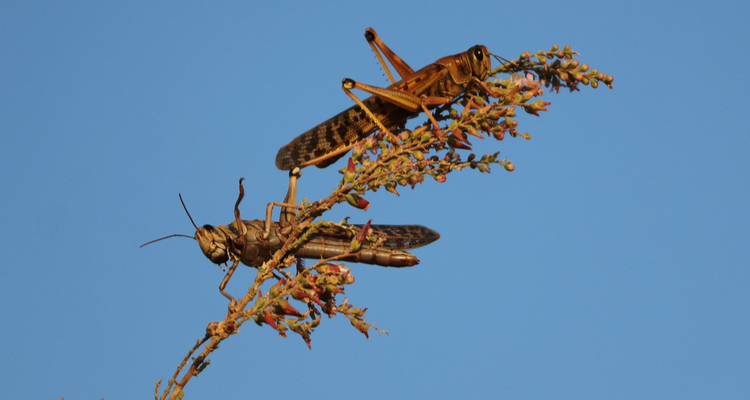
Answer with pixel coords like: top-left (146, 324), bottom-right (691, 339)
top-left (196, 219), bottom-right (440, 268)
top-left (275, 27), bottom-right (493, 170)
top-left (142, 176), bottom-right (440, 300)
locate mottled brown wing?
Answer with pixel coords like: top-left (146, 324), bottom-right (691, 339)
top-left (275, 97), bottom-right (410, 170)
top-left (274, 63), bottom-right (448, 171)
top-left (365, 224), bottom-right (441, 250)
top-left (310, 223), bottom-right (440, 250)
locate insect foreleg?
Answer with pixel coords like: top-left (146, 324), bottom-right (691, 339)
top-left (219, 260), bottom-right (240, 303)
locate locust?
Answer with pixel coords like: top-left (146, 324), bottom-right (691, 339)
top-left (142, 173), bottom-right (440, 301)
top-left (275, 27), bottom-right (497, 171)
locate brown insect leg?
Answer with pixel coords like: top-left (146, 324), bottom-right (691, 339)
top-left (342, 79), bottom-right (400, 144)
top-left (280, 167), bottom-right (301, 225)
top-left (364, 27), bottom-right (414, 83)
top-left (219, 260), bottom-right (239, 304)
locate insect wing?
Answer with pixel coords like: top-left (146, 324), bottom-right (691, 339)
top-left (365, 224), bottom-right (440, 250)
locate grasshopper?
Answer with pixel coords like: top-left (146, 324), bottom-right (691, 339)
top-left (275, 27), bottom-right (496, 171)
top-left (142, 173), bottom-right (440, 301)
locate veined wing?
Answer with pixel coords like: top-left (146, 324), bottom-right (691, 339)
top-left (313, 223), bottom-right (440, 250)
top-left (275, 63), bottom-right (448, 171)
top-left (365, 224), bottom-right (441, 250)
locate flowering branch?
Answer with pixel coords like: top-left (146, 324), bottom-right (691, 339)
top-left (156, 45), bottom-right (612, 399)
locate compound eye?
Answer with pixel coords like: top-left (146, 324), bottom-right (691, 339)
top-left (203, 224), bottom-right (214, 231)
top-left (473, 46), bottom-right (484, 60)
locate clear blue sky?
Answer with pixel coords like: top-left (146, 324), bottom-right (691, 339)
top-left (1, 1), bottom-right (748, 398)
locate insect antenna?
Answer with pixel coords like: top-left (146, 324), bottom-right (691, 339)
top-left (140, 234), bottom-right (195, 248)
top-left (179, 193), bottom-right (199, 230)
top-left (139, 193), bottom-right (200, 248)
top-left (491, 53), bottom-right (522, 70)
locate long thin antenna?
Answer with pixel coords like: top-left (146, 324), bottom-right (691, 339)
top-left (140, 234), bottom-right (195, 248)
top-left (140, 194), bottom-right (200, 248)
top-left (179, 193), bottom-right (199, 230)
top-left (490, 53), bottom-right (521, 70)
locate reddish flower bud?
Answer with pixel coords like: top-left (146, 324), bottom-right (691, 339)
top-left (356, 219), bottom-right (372, 244)
top-left (448, 135), bottom-right (472, 150)
top-left (315, 263), bottom-right (341, 275)
top-left (452, 129), bottom-right (467, 143)
top-left (349, 318), bottom-right (370, 339)
top-left (310, 294), bottom-right (324, 307)
top-left (291, 289), bottom-right (309, 301)
top-left (344, 157), bottom-right (356, 183)
top-left (504, 162), bottom-right (515, 171)
top-left (345, 193), bottom-right (370, 210)
top-left (263, 311), bottom-right (278, 330)
top-left (275, 299), bottom-right (302, 317)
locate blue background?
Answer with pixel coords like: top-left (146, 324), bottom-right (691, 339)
top-left (1, 1), bottom-right (748, 398)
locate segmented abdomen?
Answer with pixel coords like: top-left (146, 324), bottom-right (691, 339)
top-left (292, 224), bottom-right (440, 267)
top-left (294, 236), bottom-right (420, 267)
